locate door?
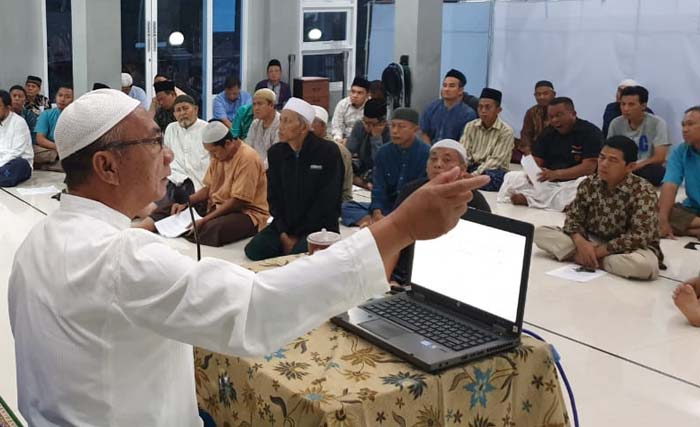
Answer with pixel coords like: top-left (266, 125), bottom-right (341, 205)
top-left (121, 0), bottom-right (204, 109)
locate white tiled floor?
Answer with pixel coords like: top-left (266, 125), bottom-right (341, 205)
top-left (2, 171), bottom-right (700, 425)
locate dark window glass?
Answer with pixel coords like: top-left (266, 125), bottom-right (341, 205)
top-left (212, 0), bottom-right (242, 94)
top-left (120, 0), bottom-right (147, 90)
top-left (46, 0), bottom-right (73, 101)
top-left (303, 53), bottom-right (345, 82)
top-left (303, 12), bottom-right (347, 42)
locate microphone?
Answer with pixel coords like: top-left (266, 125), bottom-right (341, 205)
top-left (172, 184), bottom-right (201, 261)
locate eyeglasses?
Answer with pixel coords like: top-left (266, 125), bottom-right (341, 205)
top-left (363, 119), bottom-right (385, 128)
top-left (103, 135), bottom-right (164, 151)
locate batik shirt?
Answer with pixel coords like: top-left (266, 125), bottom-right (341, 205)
top-left (25, 94), bottom-right (51, 117)
top-left (562, 173), bottom-right (663, 262)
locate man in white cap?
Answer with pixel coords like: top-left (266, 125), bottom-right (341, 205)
top-left (136, 94), bottom-right (210, 221)
top-left (390, 138), bottom-right (491, 283)
top-left (9, 89), bottom-right (488, 426)
top-left (121, 72), bottom-right (149, 110)
top-left (244, 97), bottom-right (345, 260)
top-left (311, 105), bottom-right (353, 202)
top-left (245, 88), bottom-right (280, 167)
top-left (602, 78), bottom-right (653, 137)
top-left (146, 119), bottom-right (269, 246)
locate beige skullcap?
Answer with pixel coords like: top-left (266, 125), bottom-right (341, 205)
top-left (253, 88), bottom-right (276, 104)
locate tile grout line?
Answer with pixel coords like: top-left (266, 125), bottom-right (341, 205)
top-left (0, 188), bottom-right (48, 216)
top-left (524, 320), bottom-right (700, 390)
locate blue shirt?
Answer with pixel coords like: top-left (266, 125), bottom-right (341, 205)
top-left (663, 142), bottom-right (700, 212)
top-left (213, 90), bottom-right (252, 123)
top-left (35, 108), bottom-right (62, 141)
top-left (369, 138), bottom-right (430, 214)
top-left (420, 99), bottom-right (477, 143)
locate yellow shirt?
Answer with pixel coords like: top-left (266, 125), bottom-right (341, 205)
top-left (203, 142), bottom-right (270, 230)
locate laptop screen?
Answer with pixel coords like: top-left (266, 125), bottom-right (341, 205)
top-left (412, 217), bottom-right (526, 323)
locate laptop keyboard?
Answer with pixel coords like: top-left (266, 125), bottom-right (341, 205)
top-left (362, 297), bottom-right (496, 351)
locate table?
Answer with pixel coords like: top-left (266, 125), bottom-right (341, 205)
top-left (195, 256), bottom-right (570, 427)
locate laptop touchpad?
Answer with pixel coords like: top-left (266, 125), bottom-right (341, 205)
top-left (360, 319), bottom-right (409, 339)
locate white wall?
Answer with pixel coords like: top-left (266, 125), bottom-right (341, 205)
top-left (489, 0), bottom-right (700, 144)
top-left (0, 0), bottom-right (46, 91)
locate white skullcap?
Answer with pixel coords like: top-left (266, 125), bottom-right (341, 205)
top-left (312, 105), bottom-right (328, 125)
top-left (619, 79), bottom-right (638, 87)
top-left (431, 139), bottom-right (467, 163)
top-left (283, 97), bottom-right (315, 125)
top-left (202, 120), bottom-right (231, 144)
top-left (54, 89), bottom-right (139, 160)
top-left (121, 73), bottom-right (133, 87)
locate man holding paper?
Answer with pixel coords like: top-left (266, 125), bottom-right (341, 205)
top-left (141, 120), bottom-right (269, 247)
top-left (498, 97), bottom-right (602, 211)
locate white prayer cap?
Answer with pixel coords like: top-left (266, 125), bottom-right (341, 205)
top-left (282, 97), bottom-right (315, 125)
top-left (431, 138), bottom-right (467, 163)
top-left (121, 73), bottom-right (133, 87)
top-left (54, 89), bottom-right (139, 160)
top-left (202, 120), bottom-right (231, 144)
top-left (312, 105), bottom-right (328, 125)
top-left (618, 79), bottom-right (638, 87)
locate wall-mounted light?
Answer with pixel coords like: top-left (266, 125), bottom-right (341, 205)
top-left (168, 31), bottom-right (185, 46)
top-left (308, 28), bottom-right (322, 40)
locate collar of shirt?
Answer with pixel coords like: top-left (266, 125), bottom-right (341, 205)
top-left (476, 117), bottom-right (504, 131)
top-left (593, 173), bottom-right (636, 196)
top-left (60, 194), bottom-right (132, 230)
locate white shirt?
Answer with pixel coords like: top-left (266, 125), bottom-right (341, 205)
top-left (331, 97), bottom-right (364, 142)
top-left (128, 85), bottom-right (150, 110)
top-left (9, 194), bottom-right (387, 427)
top-left (0, 111), bottom-right (33, 168)
top-left (164, 119), bottom-right (210, 190)
top-left (245, 111), bottom-right (280, 168)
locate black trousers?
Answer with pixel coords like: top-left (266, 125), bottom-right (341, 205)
top-left (634, 163), bottom-right (665, 186)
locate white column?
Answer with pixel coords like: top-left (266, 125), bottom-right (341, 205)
top-left (71, 0), bottom-right (122, 97)
top-left (394, 0), bottom-right (443, 113)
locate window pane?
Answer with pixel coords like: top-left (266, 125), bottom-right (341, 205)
top-left (121, 0), bottom-right (147, 90)
top-left (212, 0), bottom-right (242, 93)
top-left (46, 0), bottom-right (73, 101)
top-left (303, 12), bottom-right (347, 42)
top-left (302, 53), bottom-right (345, 82)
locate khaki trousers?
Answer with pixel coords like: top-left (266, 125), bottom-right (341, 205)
top-left (33, 146), bottom-right (63, 172)
top-left (534, 226), bottom-right (659, 280)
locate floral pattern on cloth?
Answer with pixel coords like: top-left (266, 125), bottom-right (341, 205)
top-left (195, 254), bottom-right (570, 427)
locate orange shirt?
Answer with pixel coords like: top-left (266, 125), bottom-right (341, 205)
top-left (203, 143), bottom-right (270, 230)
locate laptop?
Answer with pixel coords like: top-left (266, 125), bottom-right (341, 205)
top-left (332, 208), bottom-right (533, 372)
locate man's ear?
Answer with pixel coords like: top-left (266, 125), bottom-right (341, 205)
top-left (92, 151), bottom-right (121, 186)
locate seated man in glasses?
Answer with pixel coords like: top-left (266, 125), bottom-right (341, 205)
top-left (139, 120), bottom-right (269, 247)
top-left (345, 99), bottom-right (391, 190)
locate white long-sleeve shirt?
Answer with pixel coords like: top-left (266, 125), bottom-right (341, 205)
top-left (331, 97), bottom-right (364, 142)
top-left (0, 111), bottom-right (33, 168)
top-left (164, 118), bottom-right (210, 190)
top-left (9, 194), bottom-right (387, 427)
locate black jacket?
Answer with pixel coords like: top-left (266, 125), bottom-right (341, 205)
top-left (267, 132), bottom-right (343, 236)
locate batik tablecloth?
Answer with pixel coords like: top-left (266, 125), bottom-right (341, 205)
top-left (195, 255), bottom-right (570, 427)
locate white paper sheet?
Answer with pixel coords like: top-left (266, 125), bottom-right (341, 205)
top-left (546, 263), bottom-right (608, 283)
top-left (154, 209), bottom-right (203, 238)
top-left (16, 185), bottom-right (61, 196)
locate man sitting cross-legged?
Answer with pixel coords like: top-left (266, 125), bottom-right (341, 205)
top-left (534, 136), bottom-right (663, 280)
top-left (139, 120), bottom-right (269, 247)
top-left (658, 106), bottom-right (700, 239)
top-left (498, 97), bottom-right (602, 211)
top-left (244, 98), bottom-right (343, 260)
top-left (459, 88), bottom-right (514, 192)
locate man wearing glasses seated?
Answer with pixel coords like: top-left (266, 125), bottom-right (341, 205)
top-left (345, 99), bottom-right (391, 190)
